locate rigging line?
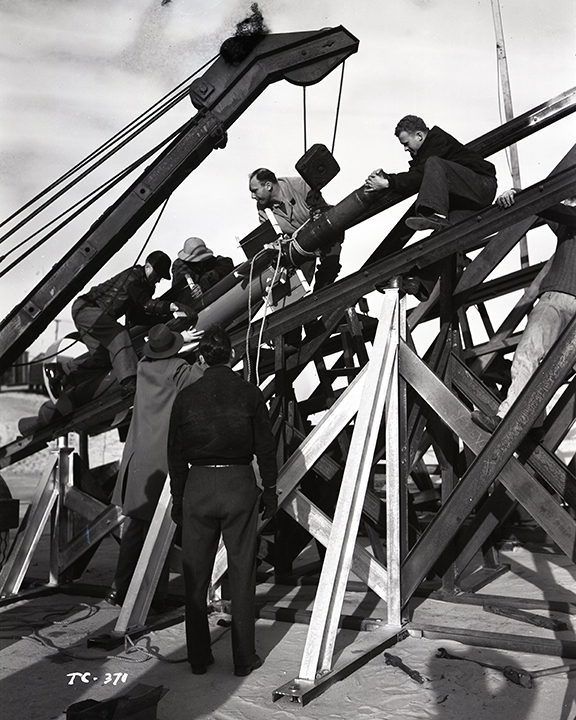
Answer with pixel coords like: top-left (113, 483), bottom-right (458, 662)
top-left (255, 245), bottom-right (283, 387)
top-left (0, 92), bottom-right (185, 242)
top-left (14, 198), bottom-right (172, 368)
top-left (245, 254), bottom-right (258, 382)
top-left (0, 54), bottom-right (219, 234)
top-left (0, 121), bottom-right (187, 274)
top-left (302, 86), bottom-right (308, 154)
top-left (11, 338), bottom-right (78, 367)
top-left (133, 197), bottom-right (170, 267)
top-left (331, 61), bottom-right (346, 155)
top-left (0, 95), bottom-right (192, 248)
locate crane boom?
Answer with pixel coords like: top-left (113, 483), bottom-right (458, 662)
top-left (0, 26), bottom-right (359, 374)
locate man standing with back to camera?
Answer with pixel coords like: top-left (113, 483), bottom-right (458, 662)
top-left (168, 325), bottom-right (278, 676)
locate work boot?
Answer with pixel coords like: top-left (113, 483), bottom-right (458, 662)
top-left (405, 213), bottom-right (450, 232)
top-left (234, 654), bottom-right (262, 677)
top-left (190, 653), bottom-right (215, 675)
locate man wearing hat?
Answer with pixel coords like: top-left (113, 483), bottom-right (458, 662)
top-left (168, 325), bottom-right (277, 676)
top-left (171, 237), bottom-right (234, 307)
top-left (106, 323), bottom-right (204, 608)
top-left (69, 250), bottom-right (193, 396)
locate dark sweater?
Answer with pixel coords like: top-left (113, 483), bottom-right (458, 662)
top-left (386, 126), bottom-right (496, 195)
top-left (171, 255), bottom-right (234, 305)
top-left (168, 364), bottom-right (278, 502)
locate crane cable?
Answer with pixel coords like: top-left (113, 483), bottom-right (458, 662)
top-left (0, 54), bottom-right (219, 257)
top-left (301, 59), bottom-right (346, 156)
top-left (244, 242), bottom-right (283, 385)
top-left (0, 126), bottom-right (185, 277)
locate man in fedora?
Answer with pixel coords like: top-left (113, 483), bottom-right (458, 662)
top-left (171, 237), bottom-right (234, 306)
top-left (106, 323), bottom-right (203, 609)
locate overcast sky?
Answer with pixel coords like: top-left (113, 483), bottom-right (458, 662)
top-left (1, 0), bottom-right (574, 355)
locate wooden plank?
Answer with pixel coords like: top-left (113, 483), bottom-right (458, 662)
top-left (115, 478), bottom-right (175, 633)
top-left (409, 624), bottom-right (576, 658)
top-left (399, 336), bottom-right (576, 603)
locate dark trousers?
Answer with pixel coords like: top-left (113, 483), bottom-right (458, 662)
top-left (70, 298), bottom-right (138, 383)
top-left (112, 516), bottom-right (170, 603)
top-left (416, 156), bottom-right (497, 218)
top-left (182, 465), bottom-right (260, 667)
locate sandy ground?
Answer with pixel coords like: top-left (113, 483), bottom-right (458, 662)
top-left (1, 391), bottom-right (576, 719)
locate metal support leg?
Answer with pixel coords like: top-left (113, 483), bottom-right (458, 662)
top-left (0, 454), bottom-right (59, 596)
top-left (50, 436), bottom-right (74, 585)
top-left (280, 292), bottom-right (400, 695)
top-left (273, 289), bottom-right (404, 703)
top-left (386, 290), bottom-right (404, 626)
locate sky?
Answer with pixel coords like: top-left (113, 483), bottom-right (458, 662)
top-left (0, 0), bottom-right (574, 356)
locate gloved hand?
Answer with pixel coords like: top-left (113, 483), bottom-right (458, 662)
top-left (176, 303), bottom-right (198, 325)
top-left (171, 498), bottom-right (183, 526)
top-left (259, 487), bottom-right (277, 520)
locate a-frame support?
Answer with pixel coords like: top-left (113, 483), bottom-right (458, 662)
top-left (273, 286), bottom-right (407, 704)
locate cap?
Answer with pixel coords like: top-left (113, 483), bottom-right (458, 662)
top-left (146, 250), bottom-right (171, 280)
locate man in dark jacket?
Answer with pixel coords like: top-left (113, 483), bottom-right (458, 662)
top-left (171, 237), bottom-right (234, 306)
top-left (68, 251), bottom-right (194, 395)
top-left (364, 115), bottom-right (497, 231)
top-left (168, 325), bottom-right (277, 677)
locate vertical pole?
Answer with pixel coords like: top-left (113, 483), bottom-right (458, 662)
top-left (491, 0), bottom-right (529, 267)
top-left (386, 288), bottom-right (402, 626)
top-left (50, 434), bottom-right (74, 586)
